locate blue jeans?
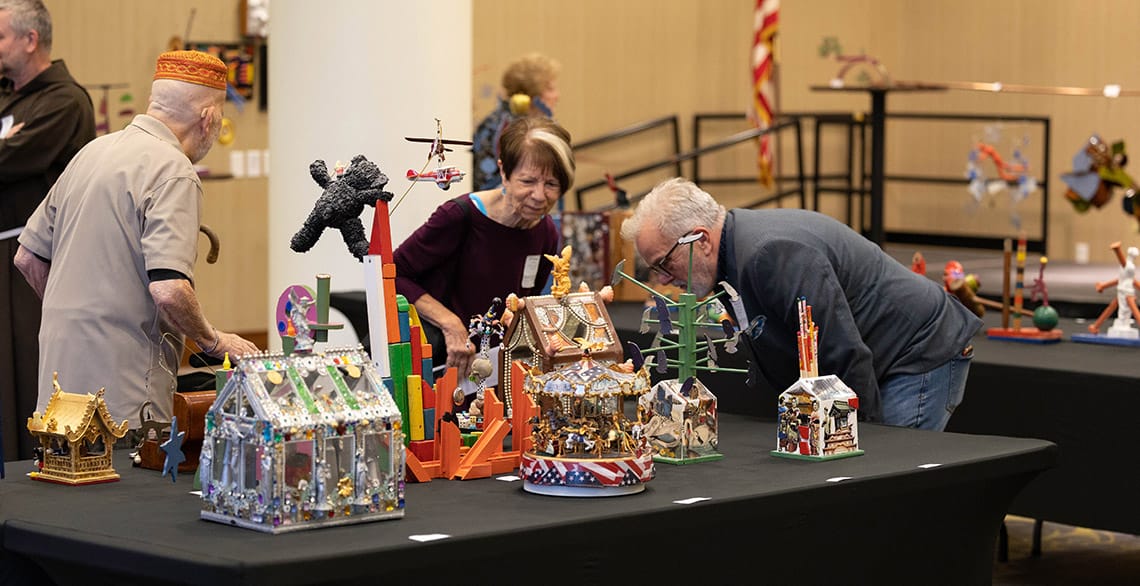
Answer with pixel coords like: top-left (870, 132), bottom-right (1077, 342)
top-left (878, 345), bottom-right (974, 431)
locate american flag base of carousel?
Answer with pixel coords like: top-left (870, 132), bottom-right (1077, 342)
top-left (520, 450), bottom-right (655, 497)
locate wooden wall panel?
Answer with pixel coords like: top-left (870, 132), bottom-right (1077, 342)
top-left (47, 0), bottom-right (269, 332)
top-left (476, 0), bottom-right (1140, 263)
top-left (36, 0), bottom-right (1140, 336)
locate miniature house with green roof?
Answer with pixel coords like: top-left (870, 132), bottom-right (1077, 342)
top-left (199, 345), bottom-right (406, 533)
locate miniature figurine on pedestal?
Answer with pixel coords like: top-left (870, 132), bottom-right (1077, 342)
top-left (1073, 242), bottom-right (1140, 347)
top-left (985, 233), bottom-right (1063, 343)
top-left (1028, 256), bottom-right (1060, 332)
top-left (454, 298), bottom-right (505, 431)
top-left (772, 298), bottom-right (863, 461)
top-left (27, 373), bottom-right (130, 485)
top-left (610, 232), bottom-right (751, 464)
top-left (276, 275), bottom-right (344, 356)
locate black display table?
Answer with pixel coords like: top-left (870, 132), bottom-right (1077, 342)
top-left (329, 291), bottom-right (1134, 538)
top-left (0, 414), bottom-right (1053, 586)
top-left (945, 314), bottom-right (1140, 537)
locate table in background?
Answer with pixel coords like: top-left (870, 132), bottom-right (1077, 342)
top-left (0, 414), bottom-right (1053, 586)
top-left (611, 301), bottom-right (1139, 538)
top-left (810, 83), bottom-right (947, 246)
top-left (946, 314), bottom-right (1140, 537)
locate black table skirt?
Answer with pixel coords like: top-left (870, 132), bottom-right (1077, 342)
top-left (1, 413), bottom-right (1053, 585)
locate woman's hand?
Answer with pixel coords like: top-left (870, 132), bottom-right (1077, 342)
top-left (442, 318), bottom-right (476, 379)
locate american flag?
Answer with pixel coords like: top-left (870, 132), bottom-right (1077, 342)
top-left (520, 453), bottom-right (654, 489)
top-left (750, 0), bottom-right (779, 188)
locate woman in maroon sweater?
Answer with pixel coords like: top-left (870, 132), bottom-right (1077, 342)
top-left (394, 117), bottom-right (574, 379)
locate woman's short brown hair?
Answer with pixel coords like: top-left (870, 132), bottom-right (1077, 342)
top-left (498, 117), bottom-right (575, 196)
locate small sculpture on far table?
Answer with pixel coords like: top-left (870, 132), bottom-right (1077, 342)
top-left (1073, 241), bottom-right (1140, 347)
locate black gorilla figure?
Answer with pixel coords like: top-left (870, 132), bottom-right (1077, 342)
top-left (290, 154), bottom-right (394, 260)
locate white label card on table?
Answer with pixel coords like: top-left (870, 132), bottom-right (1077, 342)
top-left (917, 463), bottom-right (942, 469)
top-left (409, 533), bottom-right (451, 543)
top-left (826, 476), bottom-right (853, 483)
top-left (673, 497), bottom-right (712, 505)
top-left (497, 475), bottom-right (521, 482)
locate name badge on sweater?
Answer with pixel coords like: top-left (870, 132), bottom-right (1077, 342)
top-left (521, 255), bottom-right (541, 289)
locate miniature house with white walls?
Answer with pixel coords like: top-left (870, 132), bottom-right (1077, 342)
top-left (199, 345), bottom-right (406, 533)
top-left (637, 376), bottom-right (721, 464)
top-left (772, 298), bottom-right (863, 460)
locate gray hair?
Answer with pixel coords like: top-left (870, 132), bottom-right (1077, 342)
top-left (621, 177), bottom-right (725, 243)
top-left (0, 0), bottom-right (52, 51)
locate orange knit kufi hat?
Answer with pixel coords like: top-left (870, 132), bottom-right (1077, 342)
top-left (153, 50), bottom-right (228, 90)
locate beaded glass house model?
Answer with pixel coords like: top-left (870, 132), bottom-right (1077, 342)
top-left (200, 345), bottom-right (406, 533)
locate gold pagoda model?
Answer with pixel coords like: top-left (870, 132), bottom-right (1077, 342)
top-left (27, 373), bottom-right (130, 485)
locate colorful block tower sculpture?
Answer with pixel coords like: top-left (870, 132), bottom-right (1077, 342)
top-left (285, 151), bottom-right (521, 484)
top-left (610, 236), bottom-right (753, 464)
top-left (986, 233), bottom-right (1063, 343)
top-left (199, 154), bottom-right (404, 532)
top-left (772, 298), bottom-right (863, 461)
top-left (509, 247), bottom-right (656, 495)
top-left (1072, 241), bottom-right (1140, 347)
top-left (27, 373), bottom-right (129, 485)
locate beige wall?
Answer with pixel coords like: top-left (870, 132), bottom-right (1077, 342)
top-left (475, 0), bottom-right (1140, 264)
top-left (49, 0), bottom-right (268, 333)
top-left (40, 0), bottom-right (1140, 334)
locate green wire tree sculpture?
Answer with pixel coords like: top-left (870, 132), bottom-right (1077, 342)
top-left (610, 234), bottom-right (758, 464)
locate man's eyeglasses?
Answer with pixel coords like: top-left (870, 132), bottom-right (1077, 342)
top-left (647, 231), bottom-right (702, 280)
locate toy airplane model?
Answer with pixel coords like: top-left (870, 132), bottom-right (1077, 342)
top-left (405, 166), bottom-right (465, 190)
top-left (405, 118), bottom-right (472, 190)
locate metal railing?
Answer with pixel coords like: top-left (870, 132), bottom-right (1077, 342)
top-left (572, 115), bottom-right (805, 212)
top-left (694, 111), bottom-right (1051, 253)
top-left (691, 114), bottom-right (806, 209)
top-left (570, 115), bottom-right (681, 210)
